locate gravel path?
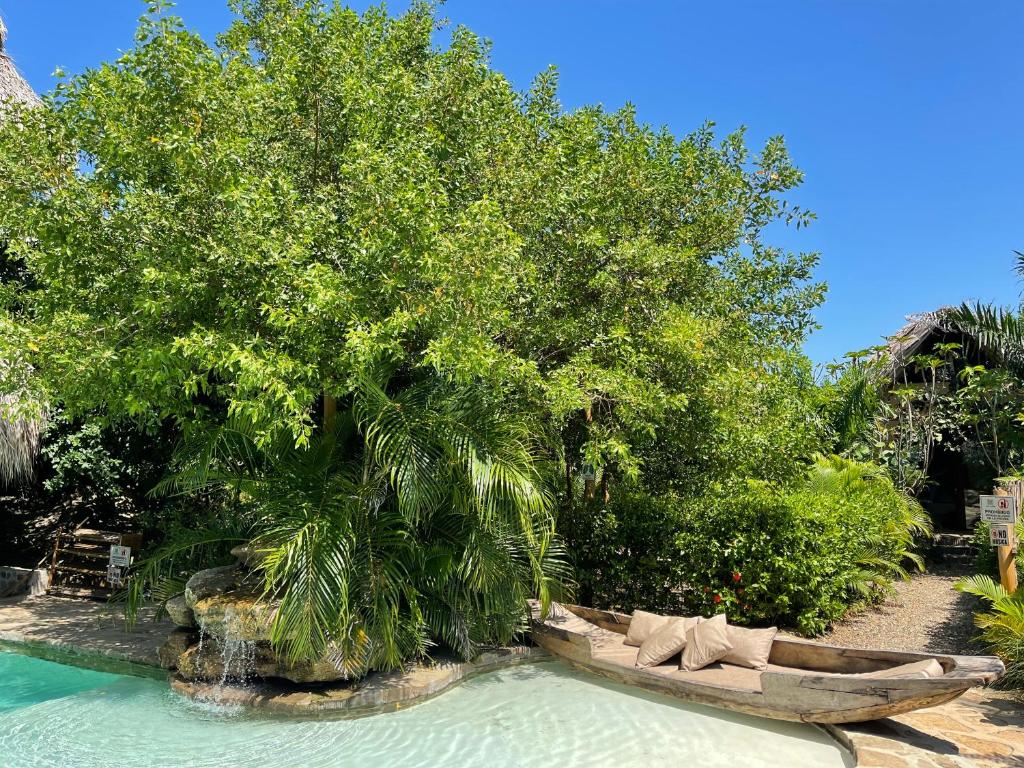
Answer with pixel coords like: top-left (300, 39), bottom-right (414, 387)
top-left (819, 566), bottom-right (985, 655)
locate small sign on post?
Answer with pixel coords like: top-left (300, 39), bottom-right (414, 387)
top-left (106, 564), bottom-right (123, 588)
top-left (109, 545), bottom-right (132, 568)
top-left (981, 495), bottom-right (1018, 525)
top-left (990, 524), bottom-right (1012, 548)
top-left (989, 488), bottom-right (1019, 593)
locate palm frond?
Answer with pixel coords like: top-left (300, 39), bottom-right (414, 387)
top-left (945, 302), bottom-right (1024, 373)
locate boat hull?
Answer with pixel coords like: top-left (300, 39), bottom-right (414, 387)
top-left (532, 604), bottom-right (1003, 724)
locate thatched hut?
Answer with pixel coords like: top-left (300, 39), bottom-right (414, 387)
top-left (0, 17), bottom-right (40, 109)
top-left (0, 14), bottom-right (43, 486)
top-left (884, 308), bottom-right (995, 530)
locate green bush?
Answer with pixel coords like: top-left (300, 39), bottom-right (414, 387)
top-left (563, 456), bottom-right (930, 635)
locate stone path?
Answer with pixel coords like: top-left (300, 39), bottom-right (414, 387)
top-left (0, 594), bottom-right (173, 669)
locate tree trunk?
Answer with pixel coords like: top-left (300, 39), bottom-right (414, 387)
top-left (323, 393), bottom-right (336, 432)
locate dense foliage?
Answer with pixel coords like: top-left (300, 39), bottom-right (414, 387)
top-left (0, 1), bottom-right (834, 666)
top-left (132, 373), bottom-right (567, 671)
top-left (565, 456), bottom-right (930, 635)
top-left (0, 413), bottom-right (178, 566)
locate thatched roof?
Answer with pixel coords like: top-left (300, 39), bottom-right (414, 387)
top-left (884, 310), bottom-right (951, 372)
top-left (882, 306), bottom-right (995, 380)
top-left (0, 395), bottom-right (43, 487)
top-left (0, 17), bottom-right (39, 109)
top-left (0, 15), bottom-right (43, 486)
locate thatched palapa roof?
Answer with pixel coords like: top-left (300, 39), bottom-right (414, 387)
top-left (0, 17), bottom-right (39, 109)
top-left (0, 14), bottom-right (43, 486)
top-left (884, 309), bottom-right (951, 373)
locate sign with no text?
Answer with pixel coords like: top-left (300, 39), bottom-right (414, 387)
top-left (109, 545), bottom-right (132, 568)
top-left (980, 495), bottom-right (1018, 525)
top-left (990, 524), bottom-right (1013, 548)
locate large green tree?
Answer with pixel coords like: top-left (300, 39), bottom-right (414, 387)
top-left (0, 0), bottom-right (821, 470)
top-left (0, 1), bottom-right (824, 664)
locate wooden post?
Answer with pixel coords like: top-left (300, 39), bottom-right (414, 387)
top-left (323, 393), bottom-right (336, 432)
top-left (583, 405), bottom-right (595, 501)
top-left (994, 485), bottom-right (1019, 593)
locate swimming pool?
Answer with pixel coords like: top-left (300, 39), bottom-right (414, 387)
top-left (0, 650), bottom-right (851, 767)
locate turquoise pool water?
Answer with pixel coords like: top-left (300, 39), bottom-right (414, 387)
top-left (0, 651), bottom-right (851, 767)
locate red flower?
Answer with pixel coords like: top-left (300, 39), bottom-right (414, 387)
top-left (732, 571), bottom-right (742, 583)
top-left (712, 594), bottom-right (722, 604)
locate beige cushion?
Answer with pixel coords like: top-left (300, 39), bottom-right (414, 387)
top-left (856, 659), bottom-right (944, 679)
top-left (721, 625), bottom-right (778, 671)
top-left (636, 617), bottom-right (700, 668)
top-left (681, 613), bottom-right (733, 672)
top-left (625, 610), bottom-right (674, 647)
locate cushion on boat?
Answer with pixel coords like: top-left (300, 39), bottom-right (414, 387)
top-left (592, 640), bottom-right (642, 667)
top-left (625, 610), bottom-right (675, 647)
top-left (721, 625), bottom-right (778, 671)
top-left (856, 659), bottom-right (944, 679)
top-left (636, 616), bottom-right (700, 668)
top-left (663, 662), bottom-right (764, 693)
top-left (681, 613), bottom-right (733, 671)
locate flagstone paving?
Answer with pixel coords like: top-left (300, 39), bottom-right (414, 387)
top-left (832, 689), bottom-right (1023, 768)
top-left (0, 594), bottom-right (171, 668)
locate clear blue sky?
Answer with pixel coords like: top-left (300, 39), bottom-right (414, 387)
top-left (2, 1), bottom-right (1022, 365)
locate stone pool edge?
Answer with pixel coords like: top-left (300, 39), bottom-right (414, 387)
top-left (170, 645), bottom-right (552, 717)
top-left (0, 636), bottom-right (169, 680)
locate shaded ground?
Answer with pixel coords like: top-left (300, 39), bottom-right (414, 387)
top-left (820, 565), bottom-right (984, 655)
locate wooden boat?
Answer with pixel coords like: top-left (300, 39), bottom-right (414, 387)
top-left (531, 603), bottom-right (1004, 724)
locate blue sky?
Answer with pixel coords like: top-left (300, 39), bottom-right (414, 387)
top-left (2, 1), bottom-right (1021, 366)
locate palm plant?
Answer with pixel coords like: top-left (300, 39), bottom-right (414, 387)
top-left (805, 454), bottom-right (932, 596)
top-left (956, 575), bottom-right (1024, 689)
top-left (945, 251), bottom-right (1024, 374)
top-left (131, 371), bottom-right (570, 674)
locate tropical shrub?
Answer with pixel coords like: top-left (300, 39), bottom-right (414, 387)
top-left (956, 575), bottom-right (1024, 690)
top-left (131, 373), bottom-right (569, 673)
top-left (564, 456), bottom-right (930, 635)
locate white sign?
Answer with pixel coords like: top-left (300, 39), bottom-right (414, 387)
top-left (106, 564), bottom-right (123, 587)
top-left (981, 495), bottom-right (1018, 525)
top-left (990, 524), bottom-right (1012, 548)
top-left (109, 545), bottom-right (132, 568)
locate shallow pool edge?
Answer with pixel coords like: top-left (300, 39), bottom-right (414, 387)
top-left (0, 638), bottom-right (169, 680)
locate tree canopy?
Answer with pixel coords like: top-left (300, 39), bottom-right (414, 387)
top-left (0, 0), bottom-right (823, 489)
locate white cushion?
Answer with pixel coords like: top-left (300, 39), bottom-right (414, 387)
top-left (856, 659), bottom-right (943, 679)
top-left (680, 613), bottom-right (733, 672)
top-left (625, 610), bottom-right (674, 647)
top-left (636, 617), bottom-right (700, 668)
top-left (721, 625), bottom-right (778, 671)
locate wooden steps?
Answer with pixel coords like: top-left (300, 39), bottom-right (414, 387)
top-left (47, 527), bottom-right (143, 601)
top-left (929, 532), bottom-right (976, 567)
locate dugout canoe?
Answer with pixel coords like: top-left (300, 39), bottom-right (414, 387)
top-left (531, 603), bottom-right (1004, 724)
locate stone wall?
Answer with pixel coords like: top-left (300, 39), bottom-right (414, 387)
top-left (0, 566), bottom-right (48, 597)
